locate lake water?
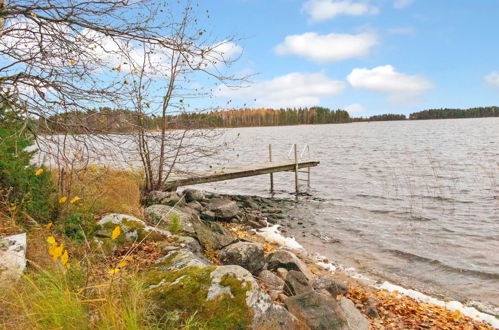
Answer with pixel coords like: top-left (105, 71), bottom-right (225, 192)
top-left (193, 118), bottom-right (499, 313)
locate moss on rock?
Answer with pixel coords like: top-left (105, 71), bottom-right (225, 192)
top-left (146, 266), bottom-right (253, 329)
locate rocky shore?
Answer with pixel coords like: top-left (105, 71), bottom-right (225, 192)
top-left (2, 188), bottom-right (496, 329)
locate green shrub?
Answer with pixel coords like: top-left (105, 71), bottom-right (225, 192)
top-left (63, 212), bottom-right (96, 242)
top-left (168, 213), bottom-right (183, 234)
top-left (0, 96), bottom-right (56, 223)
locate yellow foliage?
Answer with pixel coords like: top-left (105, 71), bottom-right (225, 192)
top-left (47, 236), bottom-right (56, 245)
top-left (111, 226), bottom-right (121, 240)
top-left (107, 268), bottom-right (120, 275)
top-left (69, 196), bottom-right (81, 204)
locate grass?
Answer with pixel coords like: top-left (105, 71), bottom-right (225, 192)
top-left (0, 165), bottom-right (213, 329)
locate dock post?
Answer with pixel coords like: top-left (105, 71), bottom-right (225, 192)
top-left (307, 167), bottom-right (311, 188)
top-left (294, 144), bottom-right (299, 195)
top-left (269, 144), bottom-right (274, 194)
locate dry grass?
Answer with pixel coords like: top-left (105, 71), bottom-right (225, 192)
top-left (59, 166), bottom-right (143, 218)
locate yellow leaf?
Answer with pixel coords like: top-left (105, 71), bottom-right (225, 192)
top-left (35, 168), bottom-right (44, 176)
top-left (69, 59), bottom-right (76, 65)
top-left (47, 236), bottom-right (56, 245)
top-left (111, 226), bottom-right (121, 240)
top-left (70, 196), bottom-right (81, 204)
top-left (61, 250), bottom-right (69, 265)
top-left (115, 65), bottom-right (121, 72)
top-left (52, 244), bottom-right (64, 261)
top-left (59, 196), bottom-right (67, 203)
top-left (108, 268), bottom-right (120, 275)
top-left (118, 260), bottom-right (128, 268)
top-left (30, 12), bottom-right (37, 17)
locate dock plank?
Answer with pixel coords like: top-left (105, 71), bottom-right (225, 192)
top-left (164, 160), bottom-right (320, 190)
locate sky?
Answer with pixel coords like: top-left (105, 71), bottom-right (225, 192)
top-left (202, 0), bottom-right (499, 116)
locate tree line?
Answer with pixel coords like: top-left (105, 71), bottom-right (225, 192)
top-left (38, 105), bottom-right (499, 134)
top-left (409, 107), bottom-right (498, 120)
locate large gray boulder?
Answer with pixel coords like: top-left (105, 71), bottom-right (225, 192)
top-left (285, 291), bottom-right (348, 330)
top-left (218, 242), bottom-right (265, 274)
top-left (339, 297), bottom-right (369, 330)
top-left (144, 205), bottom-right (195, 234)
top-left (192, 219), bottom-right (236, 250)
top-left (204, 198), bottom-right (240, 221)
top-left (0, 233), bottom-right (27, 284)
top-left (312, 276), bottom-right (348, 297)
top-left (155, 248), bottom-right (210, 271)
top-left (208, 265), bottom-right (302, 329)
top-left (183, 189), bottom-right (205, 202)
top-left (266, 250), bottom-right (313, 280)
top-left (95, 214), bottom-right (170, 252)
top-left (258, 270), bottom-right (285, 290)
top-left (284, 270), bottom-right (313, 296)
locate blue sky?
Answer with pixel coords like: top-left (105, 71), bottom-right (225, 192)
top-left (202, 0), bottom-right (499, 116)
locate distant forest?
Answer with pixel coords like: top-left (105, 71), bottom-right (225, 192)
top-left (409, 107), bottom-right (498, 120)
top-left (38, 106), bottom-right (498, 133)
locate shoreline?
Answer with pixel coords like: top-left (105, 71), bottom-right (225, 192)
top-left (177, 189), bottom-right (499, 328)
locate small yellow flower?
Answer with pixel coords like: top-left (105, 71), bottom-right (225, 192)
top-left (59, 196), bottom-right (67, 203)
top-left (70, 196), bottom-right (81, 204)
top-left (46, 223), bottom-right (53, 229)
top-left (108, 268), bottom-right (120, 275)
top-left (111, 226), bottom-right (121, 240)
top-left (47, 236), bottom-right (56, 244)
top-left (35, 168), bottom-right (44, 176)
top-left (61, 250), bottom-right (69, 266)
top-left (118, 260), bottom-right (128, 268)
top-left (52, 244), bottom-right (64, 261)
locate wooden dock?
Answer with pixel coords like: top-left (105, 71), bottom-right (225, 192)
top-left (164, 159), bottom-right (320, 191)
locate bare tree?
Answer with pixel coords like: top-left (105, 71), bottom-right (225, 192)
top-left (1, 0), bottom-right (245, 192)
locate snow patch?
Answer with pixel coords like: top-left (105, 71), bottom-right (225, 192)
top-left (256, 225), bottom-right (304, 250)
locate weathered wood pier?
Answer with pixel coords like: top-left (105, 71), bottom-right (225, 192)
top-left (165, 144), bottom-right (320, 194)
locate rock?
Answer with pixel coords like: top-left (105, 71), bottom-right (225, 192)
top-left (285, 291), bottom-right (348, 330)
top-left (339, 297), bottom-right (369, 330)
top-left (218, 242), bottom-right (265, 274)
top-left (240, 195), bottom-right (260, 209)
top-left (192, 219), bottom-right (236, 250)
top-left (146, 191), bottom-right (182, 206)
top-left (156, 249), bottom-right (210, 271)
top-left (205, 198), bottom-right (240, 221)
top-left (0, 233), bottom-right (27, 283)
top-left (268, 289), bottom-right (281, 300)
top-left (266, 250), bottom-right (313, 280)
top-left (276, 267), bottom-right (288, 280)
top-left (366, 305), bottom-right (379, 319)
top-left (144, 205), bottom-right (195, 235)
top-left (365, 296), bottom-right (380, 318)
top-left (258, 270), bottom-right (285, 290)
top-left (284, 270), bottom-right (313, 296)
top-left (312, 276), bottom-right (348, 297)
top-left (208, 265), bottom-right (302, 329)
top-left (147, 190), bottom-right (170, 204)
top-left (174, 235), bottom-right (203, 256)
top-left (96, 214), bottom-right (170, 251)
top-left (185, 201), bottom-right (203, 213)
top-left (183, 189), bottom-right (205, 202)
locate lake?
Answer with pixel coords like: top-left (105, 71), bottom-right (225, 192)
top-left (193, 118), bottom-right (499, 313)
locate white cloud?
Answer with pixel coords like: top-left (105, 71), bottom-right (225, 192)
top-left (275, 32), bottom-right (378, 62)
top-left (303, 0), bottom-right (379, 22)
top-left (347, 65), bottom-right (433, 105)
top-left (484, 72), bottom-right (499, 88)
top-left (393, 0), bottom-right (414, 9)
top-left (345, 103), bottom-right (366, 114)
top-left (215, 72), bottom-right (345, 108)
